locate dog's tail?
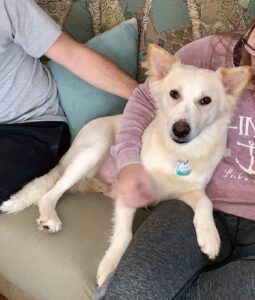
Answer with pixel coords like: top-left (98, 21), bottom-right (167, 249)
top-left (0, 165), bottom-right (62, 214)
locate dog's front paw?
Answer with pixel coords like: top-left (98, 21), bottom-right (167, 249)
top-left (97, 248), bottom-right (122, 287)
top-left (194, 217), bottom-right (220, 260)
top-left (36, 211), bottom-right (62, 233)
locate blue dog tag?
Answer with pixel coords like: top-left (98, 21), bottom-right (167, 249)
top-left (176, 161), bottom-right (191, 176)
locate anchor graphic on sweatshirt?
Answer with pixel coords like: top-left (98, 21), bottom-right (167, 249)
top-left (236, 140), bottom-right (255, 175)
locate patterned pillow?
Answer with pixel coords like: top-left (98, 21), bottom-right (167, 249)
top-left (88, 0), bottom-right (146, 35)
top-left (64, 0), bottom-right (94, 43)
top-left (187, 0), bottom-right (255, 39)
top-left (35, 0), bottom-right (73, 27)
top-left (88, 0), bottom-right (194, 82)
top-left (138, 0), bottom-right (193, 81)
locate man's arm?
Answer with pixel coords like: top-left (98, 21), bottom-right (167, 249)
top-left (46, 32), bottom-right (138, 99)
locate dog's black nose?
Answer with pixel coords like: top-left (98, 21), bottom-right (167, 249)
top-left (172, 121), bottom-right (190, 138)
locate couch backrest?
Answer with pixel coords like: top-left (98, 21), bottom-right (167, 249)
top-left (38, 0), bottom-right (255, 81)
top-left (36, 0), bottom-right (93, 43)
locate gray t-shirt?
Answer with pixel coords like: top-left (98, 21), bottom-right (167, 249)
top-left (0, 0), bottom-right (66, 123)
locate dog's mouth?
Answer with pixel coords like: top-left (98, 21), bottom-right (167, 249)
top-left (172, 138), bottom-right (189, 144)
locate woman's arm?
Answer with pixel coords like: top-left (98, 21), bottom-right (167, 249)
top-left (111, 81), bottom-right (156, 207)
top-left (111, 81), bottom-right (156, 169)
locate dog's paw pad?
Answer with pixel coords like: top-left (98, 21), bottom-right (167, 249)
top-left (36, 215), bottom-right (62, 233)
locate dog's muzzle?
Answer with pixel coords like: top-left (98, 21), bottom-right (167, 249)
top-left (172, 121), bottom-right (190, 144)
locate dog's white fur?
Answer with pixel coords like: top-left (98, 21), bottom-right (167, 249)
top-left (1, 45), bottom-right (252, 286)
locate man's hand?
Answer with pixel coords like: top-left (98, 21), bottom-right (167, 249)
top-left (117, 163), bottom-right (156, 208)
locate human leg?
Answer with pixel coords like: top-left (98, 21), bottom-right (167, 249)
top-left (184, 214), bottom-right (255, 300)
top-left (0, 122), bottom-right (70, 206)
top-left (96, 200), bottom-right (233, 300)
top-left (184, 257), bottom-right (255, 300)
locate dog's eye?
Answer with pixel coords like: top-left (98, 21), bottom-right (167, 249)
top-left (170, 90), bottom-right (180, 100)
top-left (200, 96), bottom-right (211, 105)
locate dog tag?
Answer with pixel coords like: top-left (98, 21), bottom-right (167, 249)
top-left (176, 161), bottom-right (191, 176)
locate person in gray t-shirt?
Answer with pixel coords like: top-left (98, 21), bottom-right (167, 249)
top-left (0, 0), bottom-right (138, 205)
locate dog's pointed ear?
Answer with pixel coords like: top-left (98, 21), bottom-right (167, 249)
top-left (217, 66), bottom-right (253, 99)
top-left (142, 44), bottom-right (180, 80)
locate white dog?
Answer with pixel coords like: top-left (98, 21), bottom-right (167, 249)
top-left (1, 44), bottom-right (252, 286)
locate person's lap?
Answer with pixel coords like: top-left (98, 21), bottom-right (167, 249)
top-left (0, 121), bottom-right (70, 205)
top-left (96, 200), bottom-right (255, 300)
top-left (185, 214), bottom-right (255, 300)
top-left (184, 257), bottom-right (255, 300)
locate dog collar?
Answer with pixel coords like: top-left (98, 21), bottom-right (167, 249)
top-left (176, 161), bottom-right (191, 176)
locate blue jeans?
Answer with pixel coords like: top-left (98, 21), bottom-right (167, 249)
top-left (95, 200), bottom-right (255, 300)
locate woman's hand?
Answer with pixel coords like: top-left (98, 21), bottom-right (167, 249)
top-left (117, 163), bottom-right (156, 208)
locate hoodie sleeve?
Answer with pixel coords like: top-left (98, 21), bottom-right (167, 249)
top-left (111, 80), bottom-right (156, 170)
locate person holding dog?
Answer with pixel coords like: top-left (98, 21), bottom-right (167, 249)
top-left (95, 20), bottom-right (255, 300)
top-left (0, 0), bottom-right (138, 207)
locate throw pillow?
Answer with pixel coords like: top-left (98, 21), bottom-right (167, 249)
top-left (64, 0), bottom-right (94, 43)
top-left (138, 0), bottom-right (194, 82)
top-left (88, 0), bottom-right (146, 35)
top-left (187, 0), bottom-right (255, 39)
top-left (48, 18), bottom-right (138, 139)
top-left (35, 0), bottom-right (73, 28)
top-left (88, 0), bottom-right (194, 82)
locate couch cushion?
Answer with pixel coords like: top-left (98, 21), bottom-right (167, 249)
top-left (48, 18), bottom-right (138, 139)
top-left (188, 0), bottom-right (255, 39)
top-left (0, 274), bottom-right (34, 300)
top-left (0, 193), bottom-right (112, 300)
top-left (0, 192), bottom-right (149, 300)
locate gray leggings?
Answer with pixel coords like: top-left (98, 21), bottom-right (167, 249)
top-left (95, 200), bottom-right (255, 300)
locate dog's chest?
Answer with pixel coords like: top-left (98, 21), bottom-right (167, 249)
top-left (141, 144), bottom-right (206, 200)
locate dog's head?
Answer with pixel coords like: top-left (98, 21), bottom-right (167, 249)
top-left (143, 44), bottom-right (253, 144)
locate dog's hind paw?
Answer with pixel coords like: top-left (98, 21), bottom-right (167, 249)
top-left (194, 219), bottom-right (221, 260)
top-left (37, 212), bottom-right (62, 233)
top-left (0, 199), bottom-right (25, 214)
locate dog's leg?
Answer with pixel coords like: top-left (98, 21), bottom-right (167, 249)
top-left (97, 200), bottom-right (136, 287)
top-left (37, 144), bottom-right (110, 233)
top-left (179, 191), bottom-right (220, 260)
top-left (0, 165), bottom-right (63, 214)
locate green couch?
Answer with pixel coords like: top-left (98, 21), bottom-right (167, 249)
top-left (1, 0), bottom-right (255, 299)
